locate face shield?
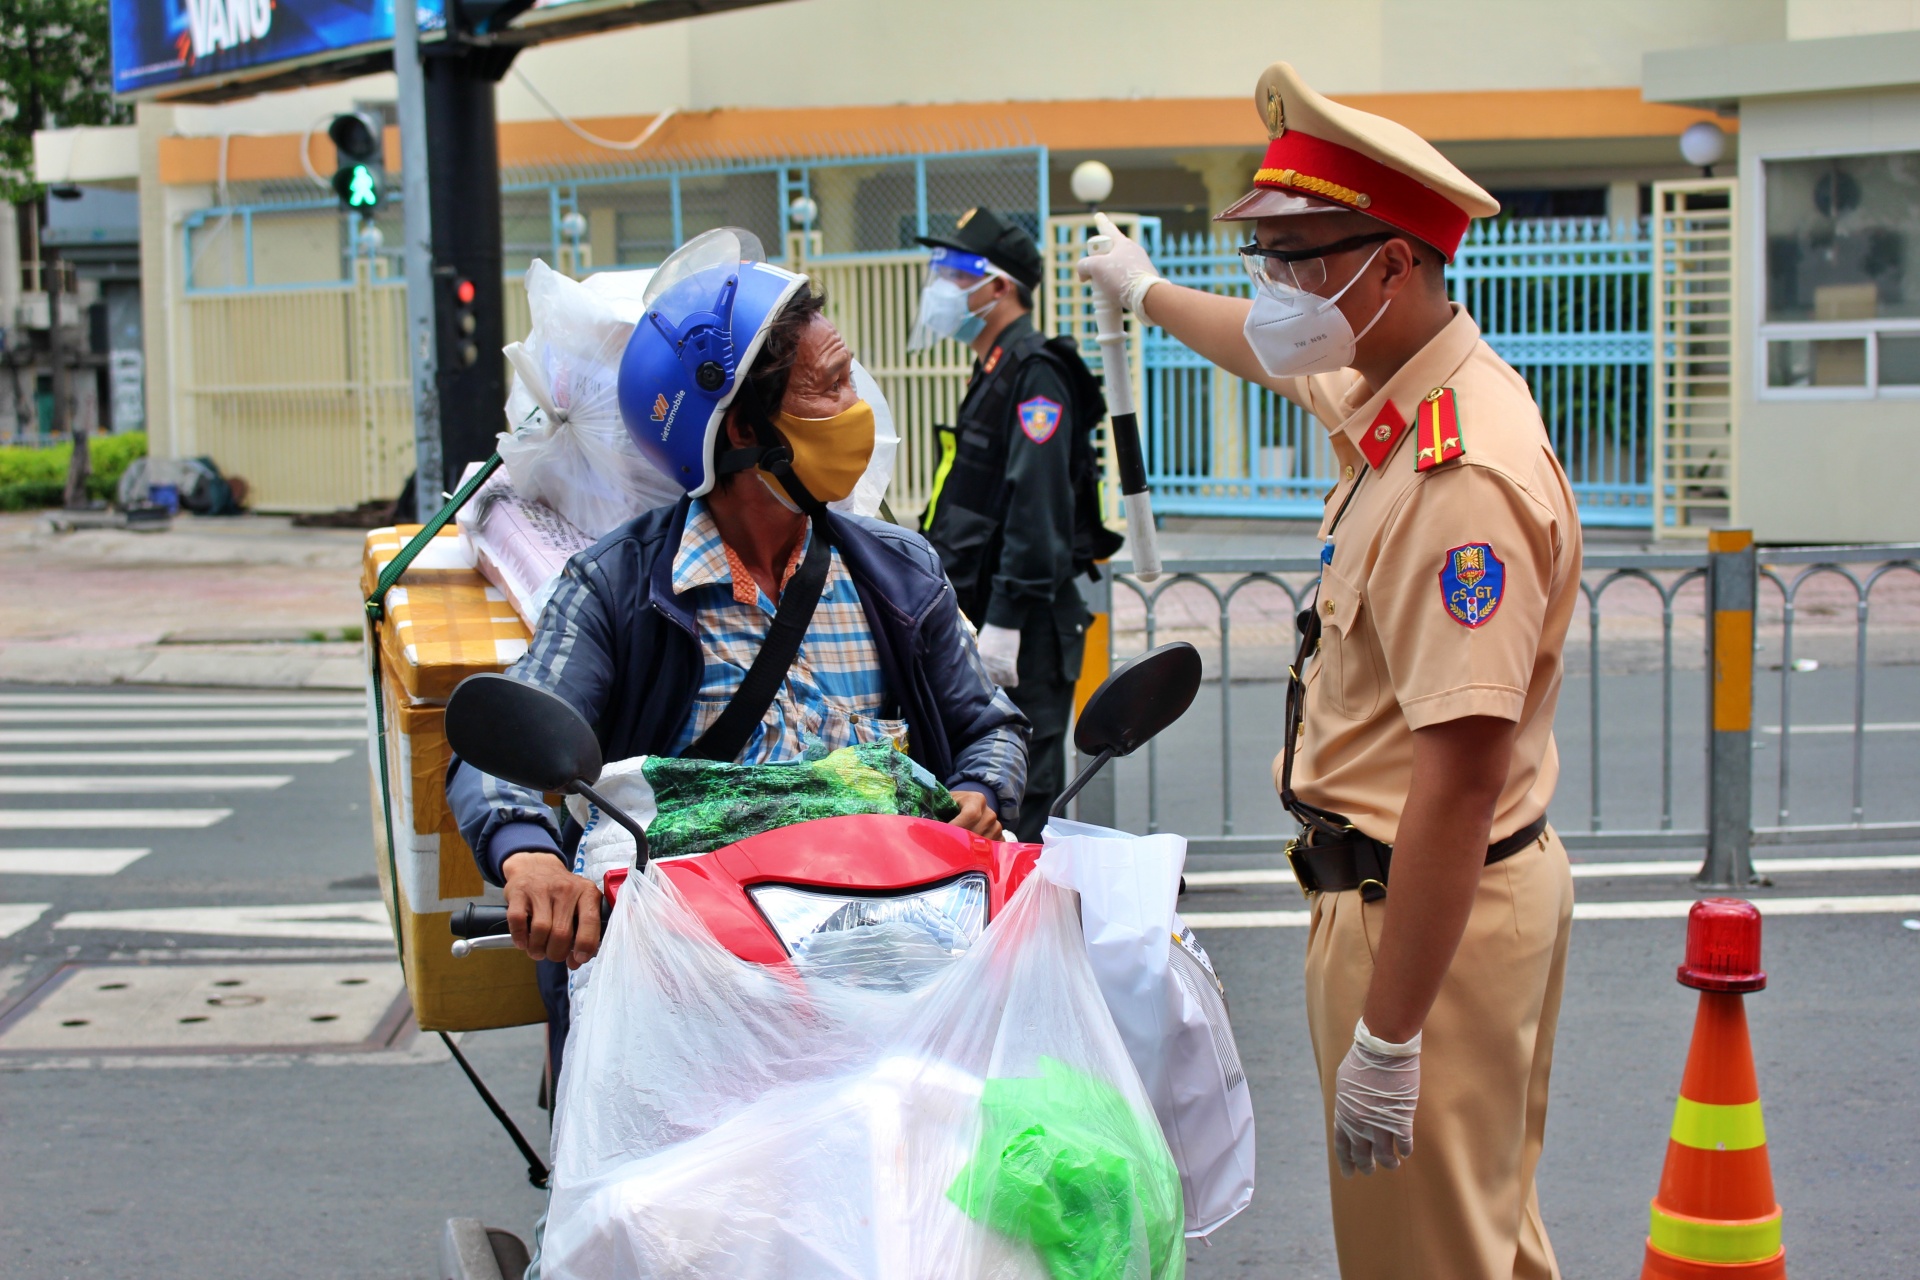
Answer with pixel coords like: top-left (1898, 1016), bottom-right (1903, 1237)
top-left (908, 247), bottom-right (1009, 351)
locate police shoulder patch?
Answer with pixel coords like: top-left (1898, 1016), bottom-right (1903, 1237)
top-left (1439, 542), bottom-right (1505, 628)
top-left (1018, 395), bottom-right (1063, 444)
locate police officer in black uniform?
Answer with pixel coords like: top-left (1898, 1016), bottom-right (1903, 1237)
top-left (913, 207), bottom-right (1120, 841)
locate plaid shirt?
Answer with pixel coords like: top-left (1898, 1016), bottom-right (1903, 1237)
top-left (667, 500), bottom-right (898, 763)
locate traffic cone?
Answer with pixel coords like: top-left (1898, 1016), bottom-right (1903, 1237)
top-left (1641, 898), bottom-right (1785, 1278)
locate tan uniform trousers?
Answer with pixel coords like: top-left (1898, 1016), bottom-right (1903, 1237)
top-left (1305, 826), bottom-right (1575, 1280)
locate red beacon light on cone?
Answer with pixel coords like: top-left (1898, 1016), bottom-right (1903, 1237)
top-left (1677, 897), bottom-right (1766, 992)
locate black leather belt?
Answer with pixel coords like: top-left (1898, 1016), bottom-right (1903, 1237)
top-left (1286, 814), bottom-right (1550, 902)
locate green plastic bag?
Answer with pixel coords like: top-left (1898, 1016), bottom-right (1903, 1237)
top-left (947, 1057), bottom-right (1185, 1280)
top-left (642, 740), bottom-right (960, 861)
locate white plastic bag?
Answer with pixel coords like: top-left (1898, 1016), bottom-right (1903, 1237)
top-left (498, 261), bottom-right (684, 539)
top-left (1039, 819), bottom-right (1256, 1238)
top-left (540, 857), bottom-right (1186, 1280)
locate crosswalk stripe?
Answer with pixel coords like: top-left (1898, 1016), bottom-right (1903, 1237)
top-left (0, 809), bottom-right (232, 830)
top-left (52, 901), bottom-right (392, 942)
top-left (1183, 853), bottom-right (1920, 889)
top-left (1180, 894), bottom-right (1920, 929)
top-left (0, 708), bottom-right (366, 724)
top-left (0, 776), bottom-right (292, 794)
top-left (1761, 722), bottom-right (1920, 734)
top-left (0, 848), bottom-right (151, 875)
top-left (0, 694), bottom-right (364, 708)
top-left (0, 903), bottom-right (51, 938)
top-left (0, 728), bottom-right (365, 745)
top-left (0, 749), bottom-right (354, 767)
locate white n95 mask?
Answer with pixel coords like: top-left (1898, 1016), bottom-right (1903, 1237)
top-left (1242, 245), bottom-right (1391, 378)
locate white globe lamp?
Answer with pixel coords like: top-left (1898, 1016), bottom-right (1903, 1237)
top-left (1070, 160), bottom-right (1114, 209)
top-left (1679, 121), bottom-right (1727, 177)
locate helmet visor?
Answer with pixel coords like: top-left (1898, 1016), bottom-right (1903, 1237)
top-left (642, 227), bottom-right (767, 310)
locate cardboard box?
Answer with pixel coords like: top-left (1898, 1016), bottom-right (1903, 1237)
top-left (365, 525), bottom-right (547, 1032)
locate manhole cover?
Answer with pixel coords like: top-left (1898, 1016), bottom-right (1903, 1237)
top-left (0, 962), bottom-right (410, 1055)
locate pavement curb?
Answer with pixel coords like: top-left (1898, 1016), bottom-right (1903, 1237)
top-left (0, 643), bottom-right (366, 691)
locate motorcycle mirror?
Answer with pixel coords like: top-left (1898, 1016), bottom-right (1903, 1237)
top-left (444, 673), bottom-right (604, 794)
top-left (1051, 641), bottom-right (1202, 818)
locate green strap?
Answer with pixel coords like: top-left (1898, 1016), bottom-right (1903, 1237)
top-left (366, 454), bottom-right (502, 623)
top-left (367, 454), bottom-right (502, 960)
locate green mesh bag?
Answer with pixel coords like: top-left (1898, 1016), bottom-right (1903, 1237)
top-left (641, 741), bottom-right (961, 861)
top-left (947, 1056), bottom-right (1185, 1280)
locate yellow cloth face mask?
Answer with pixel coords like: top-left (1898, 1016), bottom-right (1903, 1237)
top-left (765, 399), bottom-right (876, 506)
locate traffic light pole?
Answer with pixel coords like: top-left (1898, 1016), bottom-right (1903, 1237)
top-left (391, 0), bottom-right (442, 521)
top-left (423, 53), bottom-right (510, 483)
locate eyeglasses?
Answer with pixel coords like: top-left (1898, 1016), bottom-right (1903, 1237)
top-left (1238, 232), bottom-right (1394, 294)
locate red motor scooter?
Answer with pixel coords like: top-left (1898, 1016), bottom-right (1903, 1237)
top-left (432, 643), bottom-right (1201, 1280)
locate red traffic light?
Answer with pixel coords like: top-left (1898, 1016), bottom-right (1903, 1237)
top-left (455, 279), bottom-right (476, 305)
top-left (1678, 898), bottom-right (1766, 992)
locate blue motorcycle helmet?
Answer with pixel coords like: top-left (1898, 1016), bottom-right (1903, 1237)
top-left (617, 228), bottom-right (810, 497)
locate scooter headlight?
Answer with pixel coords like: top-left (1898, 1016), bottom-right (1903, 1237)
top-left (747, 874), bottom-right (988, 959)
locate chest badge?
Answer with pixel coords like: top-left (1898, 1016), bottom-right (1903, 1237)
top-left (1018, 395), bottom-right (1063, 444)
top-left (1415, 386), bottom-right (1465, 471)
top-left (1440, 542), bottom-right (1505, 628)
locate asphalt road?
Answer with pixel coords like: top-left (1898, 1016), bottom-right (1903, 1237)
top-left (1, 683), bottom-right (1916, 1278)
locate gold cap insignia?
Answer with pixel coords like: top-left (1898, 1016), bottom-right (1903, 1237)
top-left (956, 207), bottom-right (978, 230)
top-left (1265, 88), bottom-right (1284, 137)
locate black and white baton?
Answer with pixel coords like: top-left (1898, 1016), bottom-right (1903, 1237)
top-left (1083, 235), bottom-right (1161, 582)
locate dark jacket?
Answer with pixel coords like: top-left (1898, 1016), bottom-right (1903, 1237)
top-left (923, 313), bottom-right (1083, 632)
top-left (447, 496), bottom-right (1030, 883)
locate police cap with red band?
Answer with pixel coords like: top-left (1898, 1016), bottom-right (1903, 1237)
top-left (1214, 61), bottom-right (1499, 262)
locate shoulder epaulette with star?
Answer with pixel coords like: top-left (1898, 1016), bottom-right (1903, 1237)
top-left (1415, 387), bottom-right (1464, 472)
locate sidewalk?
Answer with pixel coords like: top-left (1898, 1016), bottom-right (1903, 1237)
top-left (0, 512), bottom-right (369, 690)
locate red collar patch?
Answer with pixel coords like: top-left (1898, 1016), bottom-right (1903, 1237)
top-left (982, 345), bottom-right (1003, 374)
top-left (1356, 400), bottom-right (1408, 469)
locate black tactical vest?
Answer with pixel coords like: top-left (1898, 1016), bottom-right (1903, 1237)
top-left (922, 327), bottom-right (1123, 624)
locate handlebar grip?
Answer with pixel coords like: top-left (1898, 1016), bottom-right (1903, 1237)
top-left (450, 904), bottom-right (510, 939)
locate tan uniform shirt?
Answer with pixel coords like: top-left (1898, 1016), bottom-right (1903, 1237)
top-left (1271, 305), bottom-right (1582, 845)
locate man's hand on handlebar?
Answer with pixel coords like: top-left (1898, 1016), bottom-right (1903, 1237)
top-left (501, 851), bottom-right (603, 969)
top-left (949, 789), bottom-right (1002, 841)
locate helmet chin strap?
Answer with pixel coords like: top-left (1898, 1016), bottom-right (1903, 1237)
top-left (714, 415), bottom-right (827, 516)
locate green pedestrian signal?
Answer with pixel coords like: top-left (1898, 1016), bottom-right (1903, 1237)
top-left (345, 164), bottom-right (379, 209)
top-left (328, 113), bottom-right (383, 213)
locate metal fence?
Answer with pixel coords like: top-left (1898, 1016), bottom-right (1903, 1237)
top-left (1140, 218), bottom-right (1655, 525)
top-left (1086, 542), bottom-right (1920, 862)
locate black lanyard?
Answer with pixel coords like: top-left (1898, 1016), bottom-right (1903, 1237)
top-left (1278, 465), bottom-right (1370, 837)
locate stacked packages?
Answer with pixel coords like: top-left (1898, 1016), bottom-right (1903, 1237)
top-left (363, 523), bottom-right (546, 1031)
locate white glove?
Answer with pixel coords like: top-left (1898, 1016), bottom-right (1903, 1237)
top-left (1332, 1018), bottom-right (1421, 1177)
top-left (976, 623), bottom-right (1021, 689)
top-left (1075, 212), bottom-right (1163, 319)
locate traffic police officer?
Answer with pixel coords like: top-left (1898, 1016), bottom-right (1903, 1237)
top-left (1081, 64), bottom-right (1580, 1279)
top-left (913, 207), bottom-right (1114, 842)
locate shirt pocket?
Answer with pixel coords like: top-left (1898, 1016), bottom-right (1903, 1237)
top-left (1315, 561), bottom-right (1386, 722)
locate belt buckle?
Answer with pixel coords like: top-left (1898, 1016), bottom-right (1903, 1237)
top-left (1284, 837), bottom-right (1316, 899)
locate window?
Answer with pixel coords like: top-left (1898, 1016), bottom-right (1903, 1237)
top-left (1762, 152), bottom-right (1920, 396)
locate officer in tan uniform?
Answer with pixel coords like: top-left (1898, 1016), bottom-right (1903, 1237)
top-left (1080, 62), bottom-right (1579, 1279)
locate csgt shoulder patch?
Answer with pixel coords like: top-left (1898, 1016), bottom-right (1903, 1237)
top-left (1440, 542), bottom-right (1505, 628)
top-left (1018, 396), bottom-right (1063, 444)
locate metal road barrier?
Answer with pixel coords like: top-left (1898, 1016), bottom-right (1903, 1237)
top-left (1079, 539), bottom-right (1920, 883)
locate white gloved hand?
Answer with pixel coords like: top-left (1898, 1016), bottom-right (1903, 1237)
top-left (1332, 1018), bottom-right (1421, 1177)
top-left (976, 623), bottom-right (1022, 689)
top-left (1076, 212), bottom-right (1163, 319)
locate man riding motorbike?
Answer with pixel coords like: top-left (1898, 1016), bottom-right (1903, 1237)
top-left (446, 229), bottom-right (1029, 1081)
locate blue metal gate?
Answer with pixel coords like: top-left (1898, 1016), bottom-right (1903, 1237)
top-left (1140, 217), bottom-right (1654, 526)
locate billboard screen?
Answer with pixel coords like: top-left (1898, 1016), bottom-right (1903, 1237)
top-left (111, 0), bottom-right (446, 99)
